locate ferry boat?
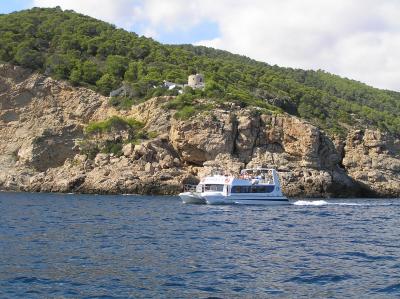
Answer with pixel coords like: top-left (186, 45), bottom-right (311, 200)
top-left (179, 168), bottom-right (288, 205)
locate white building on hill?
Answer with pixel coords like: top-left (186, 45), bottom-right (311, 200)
top-left (163, 80), bottom-right (183, 90)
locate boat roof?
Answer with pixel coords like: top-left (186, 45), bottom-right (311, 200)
top-left (200, 175), bottom-right (276, 186)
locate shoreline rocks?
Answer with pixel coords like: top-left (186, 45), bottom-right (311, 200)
top-left (1, 64), bottom-right (399, 198)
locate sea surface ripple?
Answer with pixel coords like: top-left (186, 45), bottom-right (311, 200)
top-left (1, 192), bottom-right (400, 298)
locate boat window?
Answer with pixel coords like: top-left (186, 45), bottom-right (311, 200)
top-left (231, 185), bottom-right (275, 193)
top-left (204, 184), bottom-right (224, 192)
top-left (253, 186), bottom-right (265, 193)
top-left (231, 186), bottom-right (251, 193)
top-left (253, 185), bottom-right (275, 193)
top-left (231, 186), bottom-right (239, 193)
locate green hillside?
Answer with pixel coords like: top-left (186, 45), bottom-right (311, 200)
top-left (1, 7), bottom-right (399, 136)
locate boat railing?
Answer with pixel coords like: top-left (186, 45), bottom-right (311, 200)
top-left (255, 178), bottom-right (274, 185)
top-left (183, 184), bottom-right (198, 192)
top-left (238, 176), bottom-right (274, 185)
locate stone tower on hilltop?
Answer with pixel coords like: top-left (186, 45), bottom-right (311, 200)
top-left (188, 74), bottom-right (205, 89)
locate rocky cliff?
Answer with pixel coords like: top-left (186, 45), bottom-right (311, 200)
top-left (1, 64), bottom-right (399, 197)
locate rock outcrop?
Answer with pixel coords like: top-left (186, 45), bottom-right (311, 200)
top-left (1, 64), bottom-right (399, 197)
top-left (343, 129), bottom-right (400, 197)
top-left (0, 64), bottom-right (108, 188)
top-left (170, 110), bottom-right (236, 165)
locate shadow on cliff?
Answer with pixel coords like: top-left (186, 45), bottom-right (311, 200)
top-left (328, 173), bottom-right (380, 198)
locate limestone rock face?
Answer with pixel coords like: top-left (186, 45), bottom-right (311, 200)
top-left (0, 64), bottom-right (109, 189)
top-left (122, 143), bottom-right (134, 157)
top-left (0, 64), bottom-right (399, 197)
top-left (235, 111), bottom-right (261, 162)
top-left (169, 110), bottom-right (236, 165)
top-left (17, 125), bottom-right (82, 171)
top-left (343, 129), bottom-right (400, 197)
top-left (128, 97), bottom-right (174, 134)
top-left (260, 115), bottom-right (340, 169)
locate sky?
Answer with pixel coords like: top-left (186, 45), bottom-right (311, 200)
top-left (1, 0), bottom-right (400, 91)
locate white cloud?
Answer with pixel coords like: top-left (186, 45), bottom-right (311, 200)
top-left (32, 0), bottom-right (400, 90)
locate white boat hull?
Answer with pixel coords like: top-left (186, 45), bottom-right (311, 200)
top-left (179, 192), bottom-right (206, 204)
top-left (180, 192), bottom-right (289, 205)
top-left (205, 196), bottom-right (289, 205)
top-left (230, 197), bottom-right (289, 205)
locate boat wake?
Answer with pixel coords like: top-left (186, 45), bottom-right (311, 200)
top-left (292, 200), bottom-right (372, 206)
top-left (292, 200), bottom-right (329, 206)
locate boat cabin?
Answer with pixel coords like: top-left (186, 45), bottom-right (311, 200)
top-left (195, 168), bottom-right (279, 195)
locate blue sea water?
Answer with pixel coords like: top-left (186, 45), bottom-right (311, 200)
top-left (0, 192), bottom-right (400, 298)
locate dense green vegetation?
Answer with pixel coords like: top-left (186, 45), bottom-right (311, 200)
top-left (81, 116), bottom-right (153, 158)
top-left (164, 93), bottom-right (215, 120)
top-left (1, 7), bottom-right (399, 135)
top-left (85, 116), bottom-right (144, 135)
